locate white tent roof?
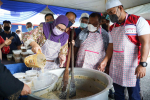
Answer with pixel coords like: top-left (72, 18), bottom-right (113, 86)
top-left (125, 3), bottom-right (150, 20)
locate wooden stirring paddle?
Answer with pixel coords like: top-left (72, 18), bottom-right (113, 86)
top-left (59, 29), bottom-right (74, 99)
top-left (69, 28), bottom-right (76, 98)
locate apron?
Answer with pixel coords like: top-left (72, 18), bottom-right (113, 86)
top-left (33, 30), bottom-right (61, 70)
top-left (109, 14), bottom-right (139, 87)
top-left (76, 28), bottom-right (105, 69)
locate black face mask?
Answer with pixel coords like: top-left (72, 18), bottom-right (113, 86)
top-left (109, 7), bottom-right (121, 23)
top-left (102, 24), bottom-right (108, 32)
top-left (4, 26), bottom-right (10, 31)
top-left (109, 14), bottom-right (119, 23)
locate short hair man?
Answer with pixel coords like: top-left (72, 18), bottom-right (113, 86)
top-left (65, 12), bottom-right (77, 40)
top-left (26, 22), bottom-right (33, 32)
top-left (75, 12), bottom-right (109, 70)
top-left (64, 12), bottom-right (77, 67)
top-left (45, 13), bottom-right (55, 23)
top-left (0, 20), bottom-right (22, 57)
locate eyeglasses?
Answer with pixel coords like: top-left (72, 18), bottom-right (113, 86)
top-left (56, 25), bottom-right (66, 32)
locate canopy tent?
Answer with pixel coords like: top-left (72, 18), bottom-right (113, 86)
top-left (125, 3), bottom-right (150, 21)
top-left (11, 0), bottom-right (150, 13)
top-left (0, 0), bottom-right (94, 24)
top-left (0, 0), bottom-right (46, 24)
top-left (0, 0), bottom-right (150, 25)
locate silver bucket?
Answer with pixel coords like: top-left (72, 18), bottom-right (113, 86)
top-left (28, 68), bottom-right (113, 100)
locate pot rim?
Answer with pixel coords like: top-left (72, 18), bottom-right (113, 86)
top-left (29, 68), bottom-right (113, 100)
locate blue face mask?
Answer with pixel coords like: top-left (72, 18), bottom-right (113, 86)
top-left (80, 23), bottom-right (88, 28)
top-left (48, 21), bottom-right (53, 23)
top-left (27, 28), bottom-right (33, 32)
top-left (67, 21), bottom-right (73, 28)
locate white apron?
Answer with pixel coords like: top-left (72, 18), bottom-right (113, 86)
top-left (76, 28), bottom-right (106, 70)
top-left (109, 14), bottom-right (139, 87)
top-left (33, 30), bottom-right (61, 70)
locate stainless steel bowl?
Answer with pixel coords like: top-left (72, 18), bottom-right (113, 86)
top-left (28, 68), bottom-right (113, 100)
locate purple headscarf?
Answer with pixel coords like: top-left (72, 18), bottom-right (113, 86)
top-left (42, 15), bottom-right (69, 46)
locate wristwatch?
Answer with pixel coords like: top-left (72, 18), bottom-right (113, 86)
top-left (139, 62), bottom-right (147, 67)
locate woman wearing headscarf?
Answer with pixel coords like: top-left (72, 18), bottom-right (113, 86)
top-left (22, 15), bottom-right (69, 70)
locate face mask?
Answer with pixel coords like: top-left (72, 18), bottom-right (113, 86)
top-left (4, 26), bottom-right (10, 31)
top-left (102, 24), bottom-right (108, 32)
top-left (80, 23), bottom-right (88, 28)
top-left (18, 33), bottom-right (21, 38)
top-left (27, 28), bottom-right (33, 32)
top-left (67, 21), bottom-right (73, 28)
top-left (53, 27), bottom-right (64, 35)
top-left (48, 21), bottom-right (53, 23)
top-left (87, 24), bottom-right (97, 32)
top-left (109, 7), bottom-right (121, 23)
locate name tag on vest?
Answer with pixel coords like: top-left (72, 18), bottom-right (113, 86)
top-left (125, 25), bottom-right (137, 35)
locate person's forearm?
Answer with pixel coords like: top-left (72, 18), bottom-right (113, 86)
top-left (104, 43), bottom-right (113, 62)
top-left (140, 43), bottom-right (150, 62)
top-left (30, 41), bottom-right (39, 47)
top-left (0, 43), bottom-right (5, 49)
top-left (0, 62), bottom-right (24, 97)
top-left (138, 34), bottom-right (150, 62)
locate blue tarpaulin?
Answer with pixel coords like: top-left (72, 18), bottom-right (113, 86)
top-left (0, 0), bottom-right (46, 24)
top-left (0, 0), bottom-right (95, 24)
top-left (48, 5), bottom-right (93, 18)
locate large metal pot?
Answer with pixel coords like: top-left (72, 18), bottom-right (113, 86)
top-left (28, 68), bottom-right (113, 100)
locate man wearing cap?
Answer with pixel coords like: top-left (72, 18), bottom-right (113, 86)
top-left (75, 12), bottom-right (109, 70)
top-left (98, 0), bottom-right (150, 99)
top-left (16, 29), bottom-right (22, 41)
top-left (75, 13), bottom-right (89, 36)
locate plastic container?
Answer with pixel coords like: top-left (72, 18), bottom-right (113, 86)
top-left (38, 72), bottom-right (54, 86)
top-left (25, 75), bottom-right (37, 81)
top-left (24, 53), bottom-right (46, 68)
top-left (7, 54), bottom-right (13, 61)
top-left (26, 70), bottom-right (38, 80)
top-left (26, 70), bottom-right (38, 75)
top-left (33, 78), bottom-right (46, 90)
top-left (21, 46), bottom-right (27, 52)
top-left (13, 50), bottom-right (21, 57)
top-left (22, 57), bottom-right (25, 62)
top-left (13, 73), bottom-right (26, 79)
top-left (21, 52), bottom-right (29, 57)
top-left (14, 57), bottom-right (21, 63)
top-left (27, 50), bottom-right (34, 55)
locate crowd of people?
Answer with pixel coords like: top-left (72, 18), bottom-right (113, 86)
top-left (0, 0), bottom-right (150, 100)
